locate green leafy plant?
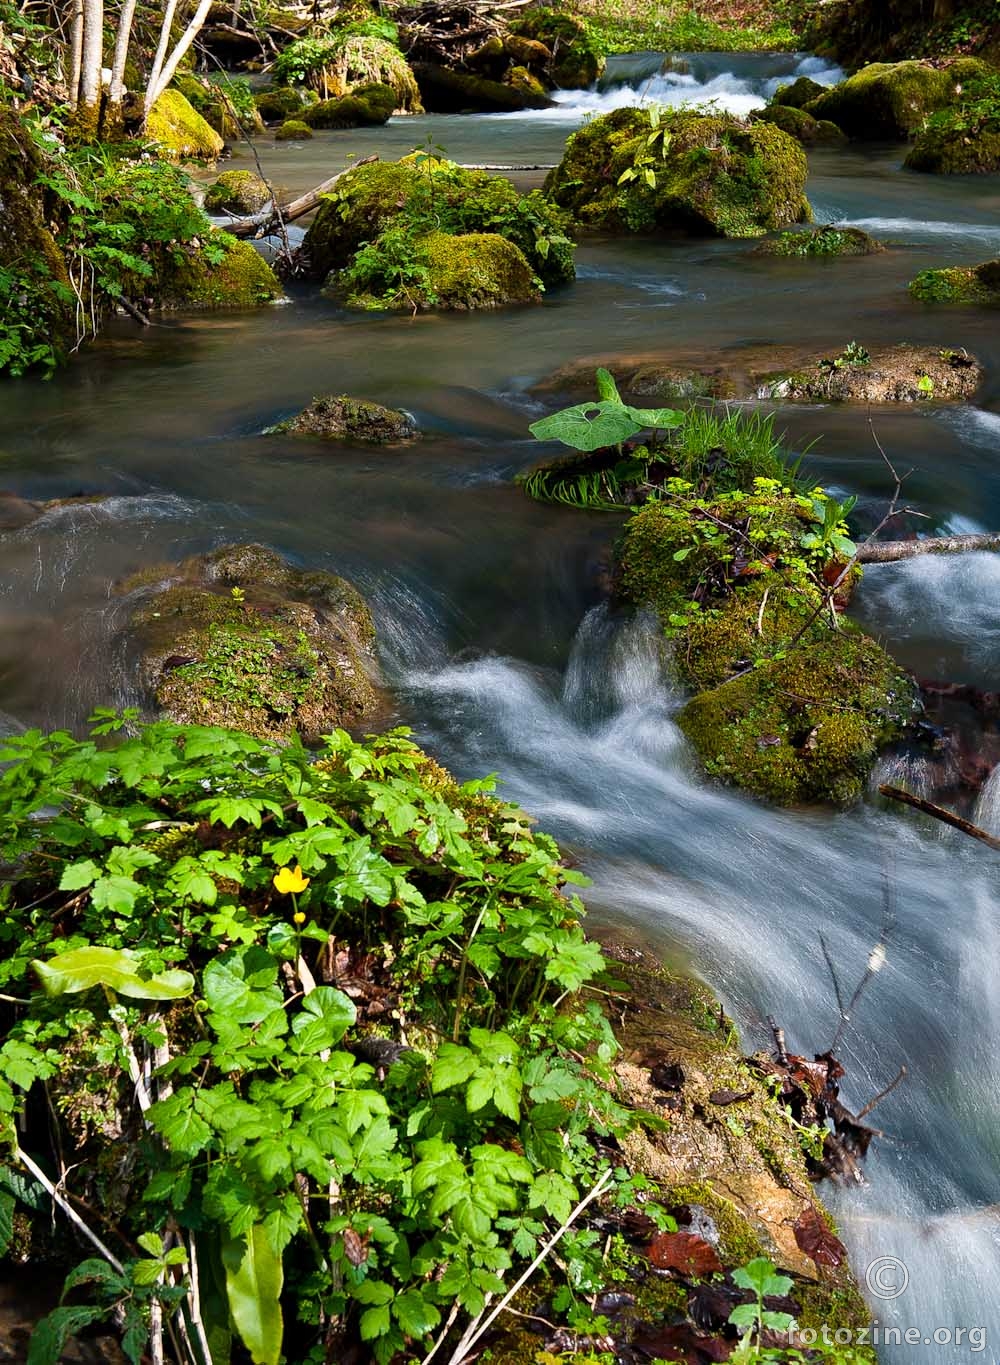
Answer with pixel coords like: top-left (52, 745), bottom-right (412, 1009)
top-left (729, 1257), bottom-right (796, 1358)
top-left (529, 367), bottom-right (683, 452)
top-left (797, 492), bottom-right (858, 560)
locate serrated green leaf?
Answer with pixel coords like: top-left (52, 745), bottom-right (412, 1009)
top-left (393, 1287), bottom-right (441, 1339)
top-left (431, 1044), bottom-right (477, 1093)
top-left (28, 1306), bottom-right (106, 1365)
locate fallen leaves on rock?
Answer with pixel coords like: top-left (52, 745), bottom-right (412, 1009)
top-left (793, 1205), bottom-right (847, 1267)
top-left (646, 1230), bottom-right (723, 1277)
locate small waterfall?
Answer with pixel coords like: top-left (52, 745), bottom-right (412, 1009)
top-left (973, 763), bottom-right (1000, 836)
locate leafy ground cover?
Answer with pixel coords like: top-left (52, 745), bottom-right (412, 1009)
top-left (565, 0), bottom-right (803, 54)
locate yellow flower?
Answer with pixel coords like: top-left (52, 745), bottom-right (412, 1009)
top-left (293, 911), bottom-right (306, 926)
top-left (273, 864), bottom-right (310, 895)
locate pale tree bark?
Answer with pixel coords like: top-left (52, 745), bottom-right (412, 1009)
top-left (858, 533), bottom-right (1000, 563)
top-left (68, 0), bottom-right (85, 106)
top-left (107, 0), bottom-right (138, 112)
top-left (77, 0), bottom-right (105, 132)
top-left (144, 0), bottom-right (215, 119)
top-left (145, 0), bottom-right (179, 116)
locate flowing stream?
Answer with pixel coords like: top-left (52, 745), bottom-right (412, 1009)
top-left (3, 52), bottom-right (1000, 1360)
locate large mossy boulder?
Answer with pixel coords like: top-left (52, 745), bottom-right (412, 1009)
top-left (254, 85), bottom-right (310, 122)
top-left (806, 59), bottom-right (990, 140)
top-left (144, 89), bottom-right (225, 160)
top-left (905, 123), bottom-right (1000, 173)
top-left (319, 33), bottom-right (422, 111)
top-left (413, 63), bottom-right (553, 112)
top-left (163, 236), bottom-right (283, 310)
top-left (204, 170), bottom-right (271, 214)
top-left (751, 104), bottom-right (847, 145)
top-left (126, 543), bottom-right (381, 741)
top-left (773, 75), bottom-right (827, 109)
top-left (266, 394), bottom-right (416, 441)
top-left (337, 229), bottom-right (542, 311)
top-left (909, 260), bottom-right (1000, 305)
top-left (302, 156), bottom-right (574, 289)
top-left (617, 496), bottom-right (917, 805)
top-left (303, 83), bottom-right (396, 127)
top-left (275, 119), bottom-right (313, 140)
top-left (544, 107), bottom-right (811, 238)
top-left (508, 8), bottom-right (604, 88)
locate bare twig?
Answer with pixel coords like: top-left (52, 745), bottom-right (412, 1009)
top-left (879, 785), bottom-right (1000, 852)
top-left (857, 1064), bottom-right (908, 1119)
top-left (16, 1146), bottom-right (126, 1275)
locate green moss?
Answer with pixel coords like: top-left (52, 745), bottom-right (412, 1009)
top-left (906, 123), bottom-right (1000, 173)
top-left (909, 260), bottom-right (1000, 303)
top-left (807, 58), bottom-right (991, 139)
top-left (752, 103), bottom-right (848, 144)
top-left (144, 89), bottom-right (224, 160)
top-left (544, 107), bottom-right (811, 238)
top-left (414, 64), bottom-right (552, 112)
top-left (170, 235), bottom-right (282, 310)
top-left (254, 86), bottom-right (307, 122)
top-left (677, 634), bottom-right (916, 805)
top-left (204, 170), bottom-right (270, 214)
top-left (773, 74), bottom-right (826, 108)
top-left (504, 64), bottom-right (549, 99)
top-left (509, 8), bottom-right (605, 87)
top-left (665, 1181), bottom-right (762, 1265)
top-left (322, 34), bottom-right (421, 111)
top-left (265, 394), bottom-right (416, 442)
top-left (275, 119), bottom-right (313, 140)
top-left (303, 83), bottom-right (395, 128)
top-left (341, 229), bottom-right (541, 311)
top-left (755, 225), bottom-right (884, 257)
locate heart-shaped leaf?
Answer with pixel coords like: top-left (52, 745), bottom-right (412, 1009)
top-left (529, 401), bottom-right (643, 452)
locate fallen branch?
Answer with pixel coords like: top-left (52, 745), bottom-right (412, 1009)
top-left (16, 1145), bottom-right (126, 1276)
top-left (858, 532), bottom-right (1000, 563)
top-left (879, 784), bottom-right (1000, 851)
top-left (226, 155), bottom-right (379, 238)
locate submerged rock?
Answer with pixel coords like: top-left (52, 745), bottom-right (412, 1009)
top-left (806, 59), bottom-right (990, 139)
top-left (751, 103), bottom-right (847, 145)
top-left (204, 169), bottom-right (271, 214)
top-left (126, 543), bottom-right (381, 741)
top-left (266, 395), bottom-right (416, 442)
top-left (909, 260), bottom-right (1000, 305)
top-left (757, 341), bottom-right (981, 403)
top-left (544, 107), bottom-right (811, 237)
top-left (144, 89), bottom-right (225, 160)
top-left (753, 225), bottom-right (884, 257)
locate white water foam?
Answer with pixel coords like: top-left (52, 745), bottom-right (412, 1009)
top-left (824, 215), bottom-right (1000, 251)
top-left (860, 550), bottom-right (1000, 667)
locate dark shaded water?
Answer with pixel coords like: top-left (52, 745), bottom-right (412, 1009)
top-left (3, 52), bottom-right (1000, 1359)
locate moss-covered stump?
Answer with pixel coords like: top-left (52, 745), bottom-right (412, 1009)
top-left (204, 169), bottom-right (271, 214)
top-left (757, 341), bottom-right (982, 403)
top-left (413, 62), bottom-right (554, 111)
top-left (753, 225), bottom-right (884, 257)
top-left (910, 259), bottom-right (1000, 305)
top-left (265, 394), bottom-right (416, 442)
top-left (677, 635), bottom-right (915, 805)
top-left (905, 122), bottom-right (1000, 174)
top-left (162, 235), bottom-right (283, 310)
top-left (806, 58), bottom-right (990, 140)
top-left (275, 118), bottom-right (313, 140)
top-left (302, 155), bottom-right (574, 289)
top-left (302, 83), bottom-right (396, 128)
top-left (544, 106), bottom-right (811, 237)
top-left (773, 74), bottom-right (827, 109)
top-left (508, 8), bottom-right (605, 88)
top-left (752, 103), bottom-right (848, 145)
top-left (144, 89), bottom-right (225, 160)
top-left (125, 544), bottom-right (381, 741)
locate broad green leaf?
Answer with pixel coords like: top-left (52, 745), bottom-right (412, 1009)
top-left (33, 947), bottom-right (194, 1000)
top-left (223, 1226), bottom-right (284, 1365)
top-left (291, 987), bottom-right (356, 1049)
top-left (529, 401), bottom-right (643, 453)
top-left (622, 402), bottom-right (684, 430)
top-left (137, 1231), bottom-right (165, 1256)
top-left (203, 949), bottom-right (283, 1024)
top-left (393, 1287), bottom-right (441, 1339)
top-left (28, 1306), bottom-right (106, 1365)
top-left (431, 1044), bottom-right (478, 1093)
top-left (58, 860), bottom-right (99, 891)
top-left (594, 367), bottom-right (621, 403)
top-left (0, 1191), bottom-right (13, 1257)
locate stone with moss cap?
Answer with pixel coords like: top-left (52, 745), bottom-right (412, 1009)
top-left (144, 89), bottom-right (225, 160)
top-left (254, 86), bottom-right (309, 122)
top-left (772, 74), bottom-right (826, 108)
top-left (338, 229), bottom-right (542, 311)
top-left (906, 123), bottom-right (1000, 174)
top-left (163, 235), bottom-right (283, 310)
top-left (806, 58), bottom-right (991, 140)
top-left (204, 170), bottom-right (271, 214)
top-left (303, 83), bottom-right (396, 127)
top-left (320, 32), bottom-right (422, 111)
top-left (275, 119), bottom-right (313, 140)
top-left (265, 395), bottom-right (416, 442)
top-left (751, 103), bottom-right (847, 145)
top-left (125, 543), bottom-right (381, 742)
top-left (754, 225), bottom-right (884, 257)
top-left (413, 63), bottom-right (553, 112)
top-left (910, 260), bottom-right (1000, 305)
top-left (544, 106), bottom-right (811, 238)
top-left (508, 7), bottom-right (605, 88)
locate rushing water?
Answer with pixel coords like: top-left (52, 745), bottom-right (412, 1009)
top-left (4, 52), bottom-right (1000, 1361)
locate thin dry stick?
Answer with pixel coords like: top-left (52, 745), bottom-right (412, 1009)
top-left (444, 1167), bottom-right (615, 1365)
top-left (186, 1235), bottom-right (215, 1365)
top-left (879, 785), bottom-right (1000, 852)
top-left (857, 1065), bottom-right (908, 1119)
top-left (16, 1146), bottom-right (125, 1275)
top-left (419, 1298), bottom-right (462, 1365)
top-left (150, 1299), bottom-right (166, 1365)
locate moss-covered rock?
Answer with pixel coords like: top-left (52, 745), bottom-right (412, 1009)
top-left (509, 8), bottom-right (604, 88)
top-left (909, 259), bottom-right (1000, 304)
top-left (275, 118), bottom-right (313, 140)
top-left (413, 62), bottom-right (553, 112)
top-left (165, 235), bottom-right (283, 310)
top-left (504, 64), bottom-right (548, 99)
top-left (126, 544), bottom-right (381, 741)
top-left (752, 103), bottom-right (847, 145)
top-left (544, 106), bottom-right (811, 238)
top-left (773, 74), bottom-right (827, 109)
top-left (265, 394), bottom-right (416, 442)
top-left (807, 58), bottom-right (990, 140)
top-left (303, 156), bottom-right (574, 289)
top-left (905, 122), bottom-right (1000, 174)
top-left (757, 341), bottom-right (981, 402)
top-left (204, 169), bottom-right (271, 214)
top-left (144, 89), bottom-right (225, 160)
top-left (303, 82), bottom-right (396, 127)
top-left (338, 229), bottom-right (542, 311)
top-left (320, 33), bottom-right (422, 111)
top-left (677, 634), bottom-right (916, 805)
top-left (254, 86), bottom-right (308, 122)
top-left (754, 225), bottom-right (884, 257)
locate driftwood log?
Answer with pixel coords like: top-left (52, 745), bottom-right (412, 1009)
top-left (226, 154), bottom-right (378, 238)
top-left (858, 533), bottom-right (1000, 563)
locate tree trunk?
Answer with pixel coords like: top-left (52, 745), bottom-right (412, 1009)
top-left (107, 0), bottom-right (138, 114)
top-left (858, 533), bottom-right (1000, 563)
top-left (68, 0), bottom-right (85, 107)
top-left (144, 0), bottom-right (179, 119)
top-left (77, 0), bottom-right (105, 135)
top-left (145, 0), bottom-right (215, 115)
top-left (933, 0), bottom-right (956, 21)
